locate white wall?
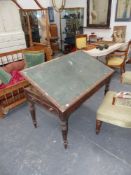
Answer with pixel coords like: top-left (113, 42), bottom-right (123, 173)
top-left (17, 0), bottom-right (51, 9)
top-left (64, 0), bottom-right (131, 41)
top-left (0, 1), bottom-right (26, 53)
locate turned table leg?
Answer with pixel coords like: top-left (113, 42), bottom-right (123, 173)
top-left (104, 79), bottom-right (110, 95)
top-left (29, 101), bottom-right (37, 128)
top-left (60, 119), bottom-right (68, 149)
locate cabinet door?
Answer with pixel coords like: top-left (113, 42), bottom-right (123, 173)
top-left (0, 1), bottom-right (22, 32)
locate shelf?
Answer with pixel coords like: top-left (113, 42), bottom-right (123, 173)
top-left (83, 26), bottom-right (111, 29)
top-left (60, 8), bottom-right (84, 52)
top-left (61, 17), bottom-right (83, 20)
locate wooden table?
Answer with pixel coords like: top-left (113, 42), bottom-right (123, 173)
top-left (21, 51), bottom-right (114, 148)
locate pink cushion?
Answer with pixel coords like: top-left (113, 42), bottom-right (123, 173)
top-left (3, 60), bottom-right (25, 73)
top-left (0, 70), bottom-right (25, 90)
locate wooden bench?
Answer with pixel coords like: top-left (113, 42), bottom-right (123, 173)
top-left (0, 43), bottom-right (52, 117)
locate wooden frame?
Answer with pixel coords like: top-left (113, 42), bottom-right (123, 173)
top-left (11, 0), bottom-right (23, 9)
top-left (22, 54), bottom-right (114, 148)
top-left (0, 49), bottom-right (29, 118)
top-left (0, 44), bottom-right (52, 118)
top-left (112, 26), bottom-right (127, 43)
top-left (87, 0), bottom-right (112, 28)
top-left (0, 80), bottom-right (29, 117)
top-left (20, 9), bottom-right (51, 47)
top-left (115, 0), bottom-right (131, 22)
top-left (24, 73), bottom-right (113, 148)
top-left (11, 0), bottom-right (51, 50)
top-left (106, 41), bottom-right (131, 75)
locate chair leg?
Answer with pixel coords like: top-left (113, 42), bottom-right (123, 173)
top-left (120, 66), bottom-right (123, 75)
top-left (96, 119), bottom-right (102, 134)
top-left (120, 64), bottom-right (125, 75)
top-left (120, 75), bottom-right (123, 84)
top-left (123, 64), bottom-right (125, 73)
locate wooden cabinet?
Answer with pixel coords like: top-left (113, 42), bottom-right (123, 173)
top-left (50, 24), bottom-right (58, 38)
top-left (50, 24), bottom-right (59, 53)
top-left (60, 8), bottom-right (84, 53)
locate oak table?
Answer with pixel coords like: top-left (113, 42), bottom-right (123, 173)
top-left (21, 51), bottom-right (114, 148)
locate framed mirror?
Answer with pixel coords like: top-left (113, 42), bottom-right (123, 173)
top-left (20, 10), bottom-right (48, 47)
top-left (87, 0), bottom-right (112, 28)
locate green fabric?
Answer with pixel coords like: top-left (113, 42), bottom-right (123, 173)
top-left (22, 50), bottom-right (113, 109)
top-left (0, 68), bottom-right (12, 84)
top-left (24, 52), bottom-right (45, 68)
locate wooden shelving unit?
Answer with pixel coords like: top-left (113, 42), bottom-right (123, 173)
top-left (60, 7), bottom-right (84, 53)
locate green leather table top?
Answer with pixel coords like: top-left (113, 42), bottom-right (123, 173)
top-left (22, 50), bottom-right (114, 110)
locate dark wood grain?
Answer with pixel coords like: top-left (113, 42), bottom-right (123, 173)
top-left (24, 71), bottom-right (113, 148)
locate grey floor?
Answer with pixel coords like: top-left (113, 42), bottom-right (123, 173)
top-left (0, 63), bottom-right (131, 175)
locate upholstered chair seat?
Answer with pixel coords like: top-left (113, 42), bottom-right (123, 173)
top-left (75, 34), bottom-right (87, 50)
top-left (76, 38), bottom-right (87, 49)
top-left (121, 71), bottom-right (131, 84)
top-left (96, 91), bottom-right (131, 134)
top-left (107, 56), bottom-right (125, 67)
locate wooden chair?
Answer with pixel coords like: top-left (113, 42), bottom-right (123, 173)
top-left (106, 41), bottom-right (131, 75)
top-left (96, 91), bottom-right (131, 134)
top-left (75, 34), bottom-right (87, 50)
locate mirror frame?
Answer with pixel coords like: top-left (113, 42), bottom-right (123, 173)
top-left (87, 0), bottom-right (112, 28)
